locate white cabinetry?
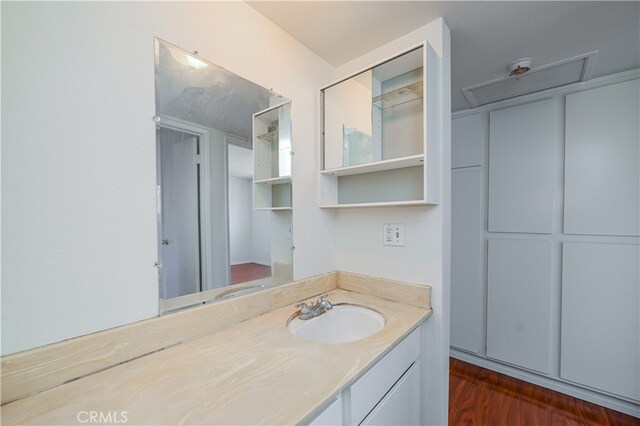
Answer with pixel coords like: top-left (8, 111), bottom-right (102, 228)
top-left (486, 238), bottom-right (552, 374)
top-left (309, 397), bottom-right (343, 426)
top-left (361, 361), bottom-right (421, 426)
top-left (306, 328), bottom-right (422, 426)
top-left (452, 113), bottom-right (486, 168)
top-left (319, 43), bottom-right (441, 208)
top-left (564, 79), bottom-right (640, 236)
top-left (450, 167), bottom-right (484, 354)
top-left (488, 99), bottom-right (556, 234)
top-left (253, 102), bottom-right (292, 210)
top-left (561, 242), bottom-right (640, 401)
top-left (450, 76), bottom-right (640, 416)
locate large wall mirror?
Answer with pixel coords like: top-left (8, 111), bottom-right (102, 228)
top-left (154, 38), bottom-right (293, 313)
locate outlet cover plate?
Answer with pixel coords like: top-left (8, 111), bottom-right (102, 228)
top-left (383, 223), bottom-right (405, 247)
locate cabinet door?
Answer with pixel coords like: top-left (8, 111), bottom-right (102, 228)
top-left (564, 79), bottom-right (640, 236)
top-left (486, 238), bottom-right (552, 374)
top-left (350, 328), bottom-right (420, 425)
top-left (561, 242), bottom-right (640, 401)
top-left (309, 396), bottom-right (343, 426)
top-left (452, 113), bottom-right (486, 168)
top-left (451, 167), bottom-right (484, 353)
top-left (360, 361), bottom-right (421, 426)
top-left (488, 99), bottom-right (556, 233)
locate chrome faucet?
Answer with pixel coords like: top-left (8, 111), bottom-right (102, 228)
top-left (295, 294), bottom-right (333, 320)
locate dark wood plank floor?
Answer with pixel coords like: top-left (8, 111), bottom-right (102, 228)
top-left (449, 358), bottom-right (639, 426)
top-left (230, 263), bottom-right (271, 285)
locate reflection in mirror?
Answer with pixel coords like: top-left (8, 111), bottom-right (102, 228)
top-left (322, 46), bottom-right (424, 170)
top-left (154, 38), bottom-right (292, 313)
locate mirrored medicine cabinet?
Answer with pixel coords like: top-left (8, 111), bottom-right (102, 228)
top-left (320, 43), bottom-right (441, 208)
top-left (154, 38), bottom-right (293, 313)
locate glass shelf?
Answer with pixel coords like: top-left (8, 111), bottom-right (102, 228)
top-left (321, 154), bottom-right (424, 177)
top-left (256, 130), bottom-right (278, 143)
top-left (372, 81), bottom-right (423, 109)
top-left (253, 176), bottom-right (291, 185)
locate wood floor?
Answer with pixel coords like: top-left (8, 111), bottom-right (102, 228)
top-left (449, 358), bottom-right (639, 426)
top-left (230, 263), bottom-right (271, 285)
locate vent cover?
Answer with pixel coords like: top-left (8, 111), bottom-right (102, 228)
top-left (462, 51), bottom-right (598, 108)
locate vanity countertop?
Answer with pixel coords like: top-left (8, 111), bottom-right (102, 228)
top-left (1, 288), bottom-right (431, 425)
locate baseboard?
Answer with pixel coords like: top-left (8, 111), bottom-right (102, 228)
top-left (450, 349), bottom-right (640, 418)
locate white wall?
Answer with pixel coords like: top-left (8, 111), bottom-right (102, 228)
top-left (228, 177), bottom-right (252, 265)
top-left (1, 1), bottom-right (336, 355)
top-left (332, 19), bottom-right (451, 426)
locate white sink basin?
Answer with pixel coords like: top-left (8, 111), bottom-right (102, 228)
top-left (288, 304), bottom-right (385, 344)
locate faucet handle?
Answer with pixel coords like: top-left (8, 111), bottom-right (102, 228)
top-left (317, 294), bottom-right (333, 309)
top-left (295, 302), bottom-right (310, 314)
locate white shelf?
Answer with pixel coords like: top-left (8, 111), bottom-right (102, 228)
top-left (254, 176), bottom-right (291, 185)
top-left (321, 154), bottom-right (424, 177)
top-left (254, 207), bottom-right (292, 211)
top-left (372, 81), bottom-right (423, 109)
top-left (320, 200), bottom-right (430, 209)
top-left (256, 130), bottom-right (278, 143)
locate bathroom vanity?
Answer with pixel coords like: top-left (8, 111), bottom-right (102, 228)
top-left (1, 272), bottom-right (431, 425)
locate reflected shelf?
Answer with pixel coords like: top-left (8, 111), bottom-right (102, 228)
top-left (256, 130), bottom-right (278, 143)
top-left (321, 154), bottom-right (424, 177)
top-left (372, 81), bottom-right (423, 109)
top-left (254, 207), bottom-right (292, 211)
top-left (254, 176), bottom-right (291, 185)
top-left (320, 200), bottom-right (429, 209)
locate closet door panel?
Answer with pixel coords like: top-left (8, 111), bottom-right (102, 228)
top-left (451, 167), bottom-right (484, 353)
top-left (488, 100), bottom-right (555, 233)
top-left (452, 113), bottom-right (486, 168)
top-left (564, 79), bottom-right (640, 236)
top-left (561, 242), bottom-right (640, 401)
top-left (486, 238), bottom-right (552, 374)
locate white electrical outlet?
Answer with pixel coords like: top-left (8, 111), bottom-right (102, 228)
top-left (383, 224), bottom-right (405, 247)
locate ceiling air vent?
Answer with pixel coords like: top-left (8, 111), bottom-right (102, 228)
top-left (462, 51), bottom-right (598, 108)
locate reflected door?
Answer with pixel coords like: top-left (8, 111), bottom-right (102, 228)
top-left (159, 128), bottom-right (201, 299)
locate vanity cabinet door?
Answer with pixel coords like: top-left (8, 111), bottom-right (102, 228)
top-left (309, 396), bottom-right (343, 426)
top-left (350, 328), bottom-right (420, 425)
top-left (360, 361), bottom-right (421, 426)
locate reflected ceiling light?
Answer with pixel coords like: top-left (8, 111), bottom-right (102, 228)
top-left (508, 58), bottom-right (532, 78)
top-left (167, 45), bottom-right (209, 70)
top-left (186, 53), bottom-right (208, 70)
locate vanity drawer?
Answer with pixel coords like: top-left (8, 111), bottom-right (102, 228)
top-left (350, 327), bottom-right (421, 425)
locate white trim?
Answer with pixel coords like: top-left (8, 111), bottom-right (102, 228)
top-left (453, 69), bottom-right (640, 118)
top-left (451, 349), bottom-right (640, 418)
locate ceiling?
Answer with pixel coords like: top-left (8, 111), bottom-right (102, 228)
top-left (248, 1), bottom-right (640, 111)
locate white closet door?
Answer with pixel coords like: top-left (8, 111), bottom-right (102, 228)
top-left (486, 238), bottom-right (552, 374)
top-left (561, 242), bottom-right (640, 401)
top-left (488, 99), bottom-right (555, 234)
top-left (452, 113), bottom-right (486, 168)
top-left (564, 79), bottom-right (640, 237)
top-left (451, 167), bottom-right (484, 353)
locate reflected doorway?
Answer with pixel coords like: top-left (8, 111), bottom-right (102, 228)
top-left (157, 127), bottom-right (205, 299)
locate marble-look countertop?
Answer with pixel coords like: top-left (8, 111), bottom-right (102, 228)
top-left (1, 289), bottom-right (431, 425)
